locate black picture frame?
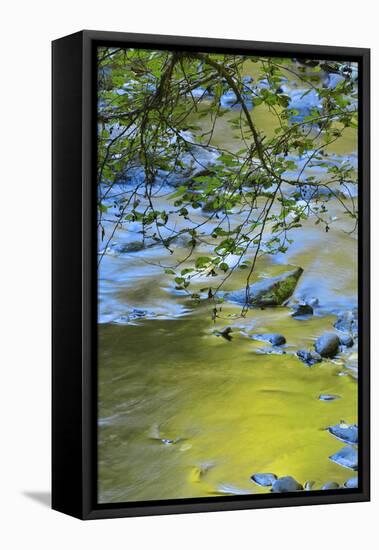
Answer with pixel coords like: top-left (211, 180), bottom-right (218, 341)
top-left (52, 30), bottom-right (370, 520)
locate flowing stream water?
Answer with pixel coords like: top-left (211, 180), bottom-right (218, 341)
top-left (97, 64), bottom-right (358, 503)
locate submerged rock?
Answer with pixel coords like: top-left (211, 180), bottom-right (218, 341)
top-left (291, 303), bottom-right (313, 317)
top-left (112, 308), bottom-right (156, 324)
top-left (322, 481), bottom-right (340, 490)
top-left (227, 267), bottom-right (303, 307)
top-left (202, 198), bottom-right (224, 213)
top-left (319, 394), bottom-right (340, 401)
top-left (252, 333), bottom-right (286, 346)
top-left (328, 423), bottom-right (358, 445)
top-left (251, 473), bottom-right (277, 487)
top-left (344, 477), bottom-right (358, 489)
top-left (298, 183), bottom-right (334, 201)
top-left (103, 240), bottom-right (145, 254)
top-left (297, 350), bottom-right (322, 366)
top-left (314, 333), bottom-right (340, 358)
top-left (271, 476), bottom-right (303, 493)
top-left (329, 446), bottom-right (358, 470)
top-left (214, 326), bottom-right (233, 341)
top-left (280, 86), bottom-right (321, 122)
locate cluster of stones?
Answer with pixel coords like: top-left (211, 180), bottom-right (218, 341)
top-left (249, 422), bottom-right (358, 493)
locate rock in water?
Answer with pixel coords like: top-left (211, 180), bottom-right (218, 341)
top-left (329, 446), bottom-right (358, 470)
top-left (314, 333), bottom-right (340, 357)
top-left (227, 267), bottom-right (303, 307)
top-left (251, 473), bottom-right (277, 487)
top-left (252, 333), bottom-right (286, 346)
top-left (271, 476), bottom-right (303, 493)
top-left (344, 477), bottom-right (358, 488)
top-left (328, 423), bottom-right (358, 445)
top-left (214, 326), bottom-right (233, 341)
top-left (292, 303), bottom-right (313, 317)
top-left (297, 350), bottom-right (322, 366)
top-left (339, 334), bottom-right (354, 347)
top-left (319, 394), bottom-right (340, 401)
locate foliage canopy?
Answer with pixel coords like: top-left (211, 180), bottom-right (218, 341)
top-left (97, 48), bottom-right (358, 315)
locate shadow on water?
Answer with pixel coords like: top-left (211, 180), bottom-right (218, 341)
top-left (23, 491), bottom-right (51, 508)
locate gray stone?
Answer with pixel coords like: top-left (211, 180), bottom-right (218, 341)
top-left (297, 350), bottom-right (322, 366)
top-left (304, 480), bottom-right (315, 491)
top-left (344, 477), bottom-right (358, 489)
top-left (227, 267), bottom-right (303, 307)
top-left (334, 308), bottom-right (358, 334)
top-left (112, 308), bottom-right (156, 324)
top-left (292, 303), bottom-right (313, 317)
top-left (329, 446), bottom-right (358, 470)
top-left (271, 476), bottom-right (303, 493)
top-left (251, 473), bottom-right (277, 487)
top-left (315, 333), bottom-right (340, 358)
top-left (252, 333), bottom-right (286, 346)
top-left (319, 394), bottom-right (340, 401)
top-left (214, 326), bottom-right (233, 341)
top-left (339, 334), bottom-right (354, 347)
top-left (322, 481), bottom-right (340, 490)
top-left (328, 423), bottom-right (358, 445)
top-left (111, 241), bottom-right (145, 253)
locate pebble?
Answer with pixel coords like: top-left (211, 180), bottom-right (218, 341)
top-left (271, 476), bottom-right (303, 493)
top-left (328, 423), bottom-right (358, 445)
top-left (250, 473), bottom-right (277, 487)
top-left (315, 333), bottom-right (340, 358)
top-left (322, 481), bottom-right (340, 490)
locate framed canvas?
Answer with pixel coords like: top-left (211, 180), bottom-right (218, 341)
top-left (52, 30), bottom-right (370, 520)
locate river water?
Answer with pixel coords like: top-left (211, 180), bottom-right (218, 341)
top-left (97, 62), bottom-right (358, 503)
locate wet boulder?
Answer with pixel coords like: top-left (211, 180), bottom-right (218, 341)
top-left (227, 267), bottom-right (303, 307)
top-left (339, 334), bottom-right (354, 348)
top-left (271, 476), bottom-right (303, 493)
top-left (329, 446), bottom-right (358, 470)
top-left (334, 308), bottom-right (358, 335)
top-left (297, 350), bottom-right (322, 366)
top-left (280, 86), bottom-right (321, 123)
top-left (251, 473), bottom-right (277, 487)
top-left (322, 481), bottom-right (340, 490)
top-left (344, 477), bottom-right (358, 489)
top-left (328, 423), bottom-right (358, 445)
top-left (314, 333), bottom-right (340, 358)
top-left (252, 333), bottom-right (286, 346)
